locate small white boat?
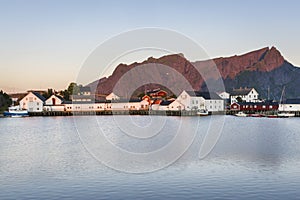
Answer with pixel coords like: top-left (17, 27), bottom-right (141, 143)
top-left (277, 112), bottom-right (295, 118)
top-left (3, 106), bottom-right (29, 117)
top-left (197, 109), bottom-right (209, 116)
top-left (234, 111), bottom-right (248, 117)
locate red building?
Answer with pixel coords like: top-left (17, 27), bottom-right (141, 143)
top-left (230, 101), bottom-right (279, 112)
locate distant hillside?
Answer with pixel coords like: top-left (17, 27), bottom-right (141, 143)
top-left (88, 47), bottom-right (300, 100)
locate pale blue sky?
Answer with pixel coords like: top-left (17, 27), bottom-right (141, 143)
top-left (1, 0), bottom-right (300, 92)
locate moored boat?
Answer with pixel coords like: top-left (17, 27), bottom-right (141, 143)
top-left (3, 106), bottom-right (29, 117)
top-left (277, 112), bottom-right (295, 118)
top-left (197, 109), bottom-right (209, 116)
top-left (234, 111), bottom-right (248, 117)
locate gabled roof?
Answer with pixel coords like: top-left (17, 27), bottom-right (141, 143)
top-left (285, 99), bottom-right (300, 104)
top-left (185, 91), bottom-right (222, 100)
top-left (230, 87), bottom-right (254, 96)
top-left (160, 100), bottom-right (174, 106)
top-left (31, 91), bottom-right (46, 102)
top-left (47, 94), bottom-right (64, 101)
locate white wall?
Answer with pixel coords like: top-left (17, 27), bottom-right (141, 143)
top-left (279, 104), bottom-right (300, 112)
top-left (45, 95), bottom-right (63, 105)
top-left (19, 92), bottom-right (44, 112)
top-left (205, 99), bottom-right (224, 112)
top-left (230, 88), bottom-right (259, 104)
top-left (106, 93), bottom-right (120, 100)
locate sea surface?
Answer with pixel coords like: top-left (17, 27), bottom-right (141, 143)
top-left (0, 115), bottom-right (300, 199)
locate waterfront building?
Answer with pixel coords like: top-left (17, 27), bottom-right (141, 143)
top-left (44, 95), bottom-right (65, 112)
top-left (279, 99), bottom-right (300, 112)
top-left (70, 86), bottom-right (93, 102)
top-left (230, 87), bottom-right (259, 104)
top-left (106, 92), bottom-right (120, 101)
top-left (19, 91), bottom-right (46, 112)
top-left (230, 101), bottom-right (279, 112)
top-left (170, 90), bottom-right (224, 112)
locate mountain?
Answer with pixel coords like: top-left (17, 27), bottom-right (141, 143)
top-left (89, 47), bottom-right (300, 100)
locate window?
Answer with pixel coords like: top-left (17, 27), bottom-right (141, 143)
top-left (37, 108), bottom-right (39, 110)
top-left (196, 100), bottom-right (198, 104)
top-left (192, 100), bottom-right (194, 104)
top-left (37, 102), bottom-right (39, 106)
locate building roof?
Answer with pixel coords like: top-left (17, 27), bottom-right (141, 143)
top-left (31, 91), bottom-right (46, 102)
top-left (160, 100), bottom-right (174, 106)
top-left (230, 87), bottom-right (254, 96)
top-left (285, 99), bottom-right (300, 104)
top-left (80, 86), bottom-right (91, 92)
top-left (185, 91), bottom-right (222, 100)
top-left (55, 95), bottom-right (64, 101)
top-left (111, 99), bottom-right (142, 103)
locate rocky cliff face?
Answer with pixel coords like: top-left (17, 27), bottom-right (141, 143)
top-left (89, 46), bottom-right (299, 100)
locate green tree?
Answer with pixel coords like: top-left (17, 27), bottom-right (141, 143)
top-left (236, 96), bottom-right (243, 103)
top-left (61, 82), bottom-right (80, 101)
top-left (0, 90), bottom-right (12, 113)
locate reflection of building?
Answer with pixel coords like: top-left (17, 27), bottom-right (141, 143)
top-left (230, 87), bottom-right (259, 104)
top-left (19, 91), bottom-right (45, 112)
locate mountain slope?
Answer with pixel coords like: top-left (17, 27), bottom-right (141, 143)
top-left (89, 47), bottom-right (300, 100)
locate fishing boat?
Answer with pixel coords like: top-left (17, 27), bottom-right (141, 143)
top-left (197, 109), bottom-right (209, 116)
top-left (235, 111), bottom-right (248, 117)
top-left (3, 106), bottom-right (29, 117)
top-left (277, 86), bottom-right (295, 118)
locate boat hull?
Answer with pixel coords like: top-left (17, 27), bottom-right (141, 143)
top-left (3, 111), bottom-right (29, 117)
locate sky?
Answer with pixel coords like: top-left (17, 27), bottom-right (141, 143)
top-left (0, 0), bottom-right (300, 93)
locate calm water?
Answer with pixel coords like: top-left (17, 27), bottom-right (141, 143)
top-left (1, 115), bottom-right (300, 199)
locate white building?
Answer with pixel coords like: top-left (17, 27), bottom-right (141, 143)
top-left (19, 91), bottom-right (46, 112)
top-left (45, 95), bottom-right (64, 105)
top-left (217, 91), bottom-right (230, 100)
top-left (44, 95), bottom-right (65, 112)
top-left (106, 92), bottom-right (120, 101)
top-left (70, 86), bottom-right (93, 102)
top-left (230, 87), bottom-right (259, 104)
top-left (111, 99), bottom-right (149, 111)
top-left (279, 99), bottom-right (300, 112)
top-left (170, 90), bottom-right (224, 112)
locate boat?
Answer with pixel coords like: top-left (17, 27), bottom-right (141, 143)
top-left (277, 112), bottom-right (295, 118)
top-left (234, 111), bottom-right (248, 117)
top-left (249, 113), bottom-right (264, 117)
top-left (197, 109), bottom-right (209, 116)
top-left (277, 86), bottom-right (295, 118)
top-left (3, 106), bottom-right (29, 117)
top-left (266, 114), bottom-right (278, 118)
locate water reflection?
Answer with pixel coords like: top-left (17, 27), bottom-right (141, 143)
top-left (0, 116), bottom-right (300, 199)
